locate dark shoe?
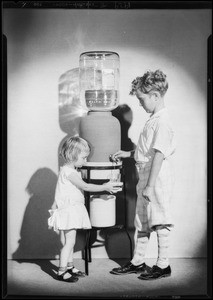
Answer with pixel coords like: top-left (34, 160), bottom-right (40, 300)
top-left (57, 270), bottom-right (79, 282)
top-left (67, 266), bottom-right (86, 277)
top-left (138, 265), bottom-right (171, 280)
top-left (110, 261), bottom-right (147, 275)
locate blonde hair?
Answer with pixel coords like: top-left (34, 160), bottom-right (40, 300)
top-left (60, 136), bottom-right (90, 163)
top-left (130, 69), bottom-right (168, 97)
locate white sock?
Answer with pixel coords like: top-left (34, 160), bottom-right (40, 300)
top-left (131, 230), bottom-right (150, 266)
top-left (58, 267), bottom-right (67, 275)
top-left (67, 262), bottom-right (74, 269)
top-left (156, 227), bottom-right (170, 269)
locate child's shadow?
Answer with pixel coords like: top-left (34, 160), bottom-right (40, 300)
top-left (101, 104), bottom-right (138, 263)
top-left (12, 168), bottom-right (62, 278)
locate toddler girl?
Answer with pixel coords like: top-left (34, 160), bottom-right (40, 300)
top-left (48, 136), bottom-right (122, 282)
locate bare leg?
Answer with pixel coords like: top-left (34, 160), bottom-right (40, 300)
top-left (58, 229), bottom-right (76, 277)
top-left (66, 230), bottom-right (86, 277)
top-left (60, 230), bottom-right (65, 246)
top-left (67, 230), bottom-right (77, 267)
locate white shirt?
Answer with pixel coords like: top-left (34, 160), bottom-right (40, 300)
top-left (134, 108), bottom-right (176, 164)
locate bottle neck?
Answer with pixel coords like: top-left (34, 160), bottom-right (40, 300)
top-left (88, 111), bottom-right (112, 116)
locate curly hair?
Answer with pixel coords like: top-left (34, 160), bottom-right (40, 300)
top-left (60, 136), bottom-right (90, 163)
top-left (130, 69), bottom-right (168, 97)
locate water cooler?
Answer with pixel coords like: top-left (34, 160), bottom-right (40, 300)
top-left (79, 51), bottom-right (121, 227)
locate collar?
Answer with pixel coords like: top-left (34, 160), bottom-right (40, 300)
top-left (149, 108), bottom-right (168, 120)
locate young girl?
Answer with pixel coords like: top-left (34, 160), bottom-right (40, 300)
top-left (48, 136), bottom-right (122, 282)
top-left (110, 70), bottom-right (176, 280)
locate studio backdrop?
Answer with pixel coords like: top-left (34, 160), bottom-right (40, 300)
top-left (3, 7), bottom-right (211, 259)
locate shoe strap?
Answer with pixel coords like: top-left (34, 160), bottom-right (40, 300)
top-left (59, 270), bottom-right (72, 278)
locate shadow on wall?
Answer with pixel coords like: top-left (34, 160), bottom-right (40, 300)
top-left (99, 104), bottom-right (138, 259)
top-left (58, 67), bottom-right (87, 137)
top-left (12, 168), bottom-right (62, 259)
top-left (12, 68), bottom-right (89, 262)
top-left (111, 104), bottom-right (137, 229)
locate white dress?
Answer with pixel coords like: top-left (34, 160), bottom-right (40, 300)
top-left (48, 166), bottom-right (91, 231)
top-left (134, 108), bottom-right (176, 232)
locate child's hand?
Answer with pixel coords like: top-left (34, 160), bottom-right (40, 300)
top-left (103, 181), bottom-right (123, 194)
top-left (111, 150), bottom-right (130, 161)
top-left (49, 202), bottom-right (57, 216)
top-left (48, 209), bottom-right (55, 216)
top-left (142, 186), bottom-right (154, 202)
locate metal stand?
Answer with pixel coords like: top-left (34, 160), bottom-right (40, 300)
top-left (81, 163), bottom-right (133, 275)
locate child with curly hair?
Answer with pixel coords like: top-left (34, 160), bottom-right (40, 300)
top-left (110, 70), bottom-right (176, 280)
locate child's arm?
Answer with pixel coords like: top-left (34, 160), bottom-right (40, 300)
top-left (142, 149), bottom-right (164, 201)
top-left (67, 172), bottom-right (123, 194)
top-left (111, 150), bottom-right (133, 160)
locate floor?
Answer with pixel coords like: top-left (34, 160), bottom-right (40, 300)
top-left (6, 258), bottom-right (209, 298)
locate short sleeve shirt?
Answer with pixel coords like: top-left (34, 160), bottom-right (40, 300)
top-left (134, 108), bottom-right (176, 164)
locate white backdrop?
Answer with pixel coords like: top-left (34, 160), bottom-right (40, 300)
top-left (3, 8), bottom-right (211, 259)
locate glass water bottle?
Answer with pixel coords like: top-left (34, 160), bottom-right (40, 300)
top-left (79, 51), bottom-right (120, 111)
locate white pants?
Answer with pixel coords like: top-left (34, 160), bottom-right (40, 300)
top-left (134, 159), bottom-right (174, 232)
top-left (131, 159), bottom-right (174, 268)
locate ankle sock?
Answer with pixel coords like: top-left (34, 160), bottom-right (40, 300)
top-left (58, 267), bottom-right (67, 275)
top-left (67, 262), bottom-right (74, 270)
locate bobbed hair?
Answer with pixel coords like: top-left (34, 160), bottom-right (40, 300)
top-left (60, 136), bottom-right (90, 163)
top-left (130, 69), bottom-right (168, 97)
